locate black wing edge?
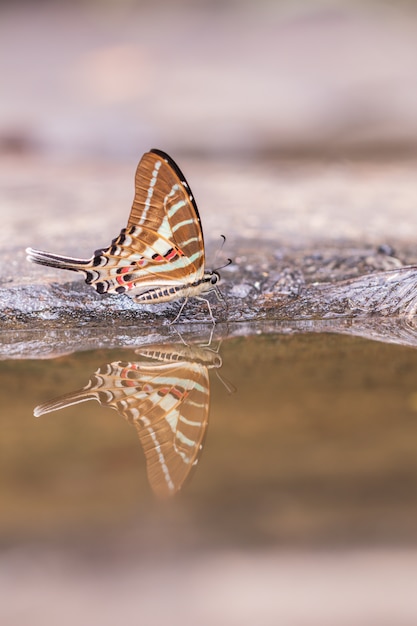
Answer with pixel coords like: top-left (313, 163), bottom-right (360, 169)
top-left (150, 148), bottom-right (204, 238)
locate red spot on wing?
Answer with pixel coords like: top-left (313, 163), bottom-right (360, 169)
top-left (165, 249), bottom-right (177, 261)
top-left (172, 387), bottom-right (188, 400)
top-left (165, 247), bottom-right (184, 261)
top-left (120, 363), bottom-right (138, 379)
top-left (116, 266), bottom-right (135, 290)
top-left (117, 266), bottom-right (131, 286)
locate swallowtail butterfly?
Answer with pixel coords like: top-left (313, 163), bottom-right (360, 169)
top-left (26, 150), bottom-right (223, 322)
top-left (34, 343), bottom-right (222, 498)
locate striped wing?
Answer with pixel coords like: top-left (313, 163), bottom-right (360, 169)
top-left (90, 150), bottom-right (205, 296)
top-left (127, 360), bottom-right (209, 497)
top-left (34, 355), bottom-right (210, 498)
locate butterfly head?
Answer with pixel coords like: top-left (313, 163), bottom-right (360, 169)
top-left (199, 270), bottom-right (220, 294)
top-left (208, 258), bottom-right (232, 287)
top-left (210, 271), bottom-right (220, 285)
top-left (200, 257), bottom-right (232, 297)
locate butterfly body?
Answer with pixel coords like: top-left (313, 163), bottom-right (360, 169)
top-left (26, 149), bottom-right (223, 321)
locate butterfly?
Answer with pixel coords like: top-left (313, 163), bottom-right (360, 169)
top-left (33, 342), bottom-right (222, 498)
top-left (26, 149), bottom-right (224, 323)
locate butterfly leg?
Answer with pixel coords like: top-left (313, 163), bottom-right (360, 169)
top-left (199, 323), bottom-right (216, 347)
top-left (196, 296), bottom-right (216, 324)
top-left (169, 297), bottom-right (189, 325)
top-left (170, 292), bottom-right (219, 325)
top-left (212, 284), bottom-right (229, 319)
top-left (213, 286), bottom-right (224, 302)
top-left (171, 326), bottom-right (188, 345)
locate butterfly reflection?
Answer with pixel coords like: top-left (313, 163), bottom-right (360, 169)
top-left (34, 343), bottom-right (222, 498)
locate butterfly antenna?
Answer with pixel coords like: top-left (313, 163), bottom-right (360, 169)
top-left (214, 257), bottom-right (233, 272)
top-left (213, 234), bottom-right (228, 267)
top-left (213, 235), bottom-right (232, 273)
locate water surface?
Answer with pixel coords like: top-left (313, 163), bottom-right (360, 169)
top-left (2, 332), bottom-right (417, 551)
top-left (3, 332), bottom-right (417, 625)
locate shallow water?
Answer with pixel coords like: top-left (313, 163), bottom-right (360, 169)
top-left (2, 332), bottom-right (417, 624)
top-left (2, 332), bottom-right (417, 546)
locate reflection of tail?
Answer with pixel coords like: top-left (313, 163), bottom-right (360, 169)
top-left (26, 247), bottom-right (90, 272)
top-left (34, 389), bottom-right (96, 417)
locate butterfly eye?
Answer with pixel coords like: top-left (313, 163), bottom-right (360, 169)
top-left (211, 273), bottom-right (219, 284)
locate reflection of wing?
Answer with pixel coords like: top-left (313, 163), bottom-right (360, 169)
top-left (135, 361), bottom-right (209, 497)
top-left (34, 344), bottom-right (221, 498)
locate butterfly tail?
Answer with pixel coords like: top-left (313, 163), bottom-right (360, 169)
top-left (34, 389), bottom-right (97, 417)
top-left (26, 247), bottom-right (91, 272)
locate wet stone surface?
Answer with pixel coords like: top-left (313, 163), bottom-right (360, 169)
top-left (2, 155), bottom-right (417, 357)
top-left (3, 242), bottom-right (417, 358)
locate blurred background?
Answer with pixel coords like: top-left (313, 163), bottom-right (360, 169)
top-left (3, 2), bottom-right (417, 625)
top-left (1, 0), bottom-right (417, 161)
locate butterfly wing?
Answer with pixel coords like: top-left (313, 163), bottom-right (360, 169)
top-left (35, 358), bottom-right (210, 498)
top-left (89, 150), bottom-right (206, 297)
top-left (131, 359), bottom-right (209, 497)
top-left (100, 359), bottom-right (209, 497)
